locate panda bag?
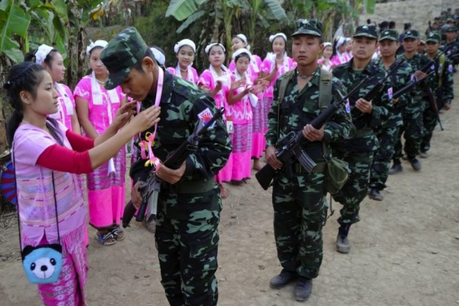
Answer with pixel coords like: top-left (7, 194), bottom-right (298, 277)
top-left (14, 157), bottom-right (63, 284)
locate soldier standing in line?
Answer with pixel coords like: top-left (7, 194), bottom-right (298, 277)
top-left (390, 29), bottom-right (432, 174)
top-left (265, 19), bottom-right (353, 301)
top-left (441, 26), bottom-right (459, 70)
top-left (332, 25), bottom-right (391, 253)
top-left (368, 29), bottom-right (412, 201)
top-left (101, 27), bottom-right (232, 306)
top-left (420, 32), bottom-right (455, 157)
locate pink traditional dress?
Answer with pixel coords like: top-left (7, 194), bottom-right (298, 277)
top-left (49, 83), bottom-right (76, 131)
top-left (198, 66), bottom-right (233, 183)
top-left (318, 58), bottom-right (334, 71)
top-left (331, 52), bottom-right (350, 67)
top-left (261, 53), bottom-right (296, 133)
top-left (227, 72), bottom-right (256, 182)
top-left (14, 122), bottom-right (88, 305)
top-left (74, 73), bottom-right (126, 230)
top-left (166, 65), bottom-right (199, 84)
top-left (229, 54), bottom-right (265, 159)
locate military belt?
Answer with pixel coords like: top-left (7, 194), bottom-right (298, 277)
top-left (293, 161), bottom-right (326, 174)
top-left (353, 128), bottom-right (373, 138)
top-left (173, 178), bottom-right (216, 194)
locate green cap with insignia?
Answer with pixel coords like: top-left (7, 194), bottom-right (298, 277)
top-left (100, 27), bottom-right (148, 90)
top-left (445, 26), bottom-right (458, 32)
top-left (403, 29), bottom-right (420, 39)
top-left (353, 25), bottom-right (378, 39)
top-left (426, 32), bottom-right (441, 43)
top-left (379, 29), bottom-right (399, 41)
top-left (292, 19), bottom-right (323, 37)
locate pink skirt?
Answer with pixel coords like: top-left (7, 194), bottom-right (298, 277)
top-left (251, 96), bottom-right (265, 159)
top-left (231, 122), bottom-right (253, 181)
top-left (263, 97), bottom-right (273, 133)
top-left (88, 184), bottom-right (125, 228)
top-left (38, 225), bottom-right (88, 306)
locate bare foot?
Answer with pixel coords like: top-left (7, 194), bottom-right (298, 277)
top-left (219, 185), bottom-right (228, 199)
top-left (253, 159), bottom-right (262, 171)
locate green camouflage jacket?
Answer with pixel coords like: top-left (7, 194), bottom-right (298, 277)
top-left (373, 57), bottom-right (412, 127)
top-left (398, 52), bottom-right (433, 101)
top-left (131, 70), bottom-right (232, 185)
top-left (265, 68), bottom-right (353, 162)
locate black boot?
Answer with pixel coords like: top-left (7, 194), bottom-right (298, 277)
top-left (295, 277), bottom-right (313, 302)
top-left (269, 269), bottom-right (297, 289)
top-left (336, 225), bottom-right (351, 253)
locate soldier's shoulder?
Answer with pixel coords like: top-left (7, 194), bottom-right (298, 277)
top-left (171, 75), bottom-right (208, 103)
top-left (332, 63), bottom-right (348, 74)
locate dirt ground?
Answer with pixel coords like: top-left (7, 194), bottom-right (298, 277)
top-left (1, 75), bottom-right (459, 306)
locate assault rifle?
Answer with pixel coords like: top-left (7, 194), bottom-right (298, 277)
top-left (391, 70), bottom-right (435, 99)
top-left (122, 107), bottom-right (225, 228)
top-left (351, 58), bottom-right (406, 118)
top-left (255, 76), bottom-right (370, 190)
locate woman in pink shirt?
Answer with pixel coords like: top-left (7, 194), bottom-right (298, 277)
top-left (74, 40), bottom-right (128, 246)
top-left (5, 61), bottom-right (159, 306)
top-left (227, 48), bottom-right (265, 184)
top-left (166, 39), bottom-right (199, 84)
top-left (260, 33), bottom-right (296, 134)
top-left (25, 44), bottom-right (80, 133)
top-left (229, 34), bottom-right (268, 171)
top-left (198, 43), bottom-right (232, 198)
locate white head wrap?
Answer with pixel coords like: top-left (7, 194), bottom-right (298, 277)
top-left (173, 39), bottom-right (196, 53)
top-left (269, 33), bottom-right (287, 43)
top-left (151, 47), bottom-right (166, 66)
top-left (336, 37), bottom-right (346, 49)
top-left (35, 44), bottom-right (54, 65)
top-left (205, 43), bottom-right (226, 54)
top-left (236, 34), bottom-right (248, 44)
top-left (323, 42), bottom-right (332, 48)
top-left (232, 48), bottom-right (252, 61)
top-left (86, 40), bottom-right (108, 56)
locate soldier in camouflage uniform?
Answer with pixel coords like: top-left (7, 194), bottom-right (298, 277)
top-left (332, 25), bottom-right (391, 253)
top-left (368, 29), bottom-right (412, 201)
top-left (421, 32), bottom-right (455, 157)
top-left (441, 26), bottom-right (459, 70)
top-left (390, 29), bottom-right (433, 174)
top-left (265, 19), bottom-right (352, 302)
top-left (101, 27), bottom-right (232, 306)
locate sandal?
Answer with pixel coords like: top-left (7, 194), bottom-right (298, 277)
top-left (110, 226), bottom-right (126, 241)
top-left (94, 232), bottom-right (117, 246)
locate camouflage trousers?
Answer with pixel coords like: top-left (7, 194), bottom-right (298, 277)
top-left (369, 126), bottom-right (400, 190)
top-left (272, 172), bottom-right (327, 279)
top-left (155, 188), bottom-right (221, 306)
top-left (394, 109), bottom-right (425, 159)
top-left (333, 149), bottom-right (374, 225)
top-left (421, 107), bottom-right (440, 153)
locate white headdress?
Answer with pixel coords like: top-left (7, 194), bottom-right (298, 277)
top-left (173, 39), bottom-right (196, 53)
top-left (86, 40), bottom-right (108, 56)
top-left (35, 44), bottom-right (54, 65)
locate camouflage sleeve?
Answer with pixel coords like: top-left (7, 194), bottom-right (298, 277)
top-left (442, 59), bottom-right (455, 104)
top-left (182, 95), bottom-right (232, 181)
top-left (369, 85), bottom-right (391, 128)
top-left (395, 63), bottom-right (413, 107)
top-left (265, 78), bottom-right (281, 148)
top-left (323, 79), bottom-right (354, 143)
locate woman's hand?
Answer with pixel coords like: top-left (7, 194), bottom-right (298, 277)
top-left (113, 101), bottom-right (136, 130)
top-left (127, 105), bottom-right (161, 134)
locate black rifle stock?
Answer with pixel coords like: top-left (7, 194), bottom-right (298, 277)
top-left (256, 76), bottom-right (370, 190)
top-left (122, 107), bottom-right (225, 228)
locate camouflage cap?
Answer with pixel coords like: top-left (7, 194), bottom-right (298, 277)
top-left (353, 25), bottom-right (378, 39)
top-left (292, 19), bottom-right (323, 37)
top-left (445, 26), bottom-right (458, 32)
top-left (379, 29), bottom-right (398, 41)
top-left (426, 32), bottom-right (441, 43)
top-left (403, 29), bottom-right (420, 40)
top-left (100, 27), bottom-right (148, 90)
